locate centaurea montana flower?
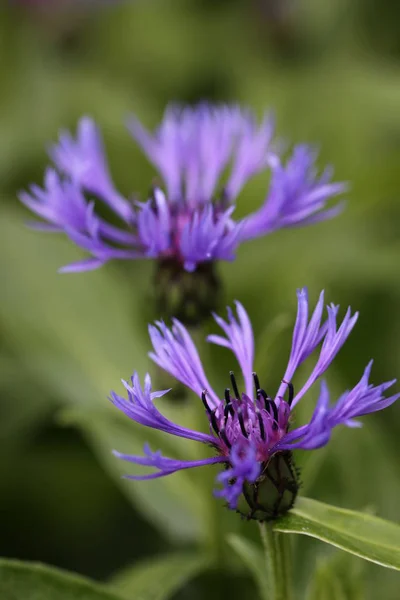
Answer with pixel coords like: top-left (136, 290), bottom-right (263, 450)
top-left (110, 288), bottom-right (399, 520)
top-left (20, 105), bottom-right (346, 274)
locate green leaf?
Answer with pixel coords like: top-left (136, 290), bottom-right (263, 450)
top-left (306, 560), bottom-right (347, 600)
top-left (307, 549), bottom-right (366, 600)
top-left (274, 497), bottom-right (400, 570)
top-left (0, 358), bottom-right (51, 448)
top-left (227, 534), bottom-right (269, 600)
top-left (0, 210), bottom-right (149, 403)
top-left (62, 407), bottom-right (210, 542)
top-left (0, 559), bottom-right (124, 600)
top-left (111, 552), bottom-right (209, 600)
top-left (306, 547), bottom-right (366, 600)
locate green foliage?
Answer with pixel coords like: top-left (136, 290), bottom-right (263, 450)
top-left (111, 552), bottom-right (210, 600)
top-left (62, 406), bottom-right (209, 542)
top-left (307, 564), bottom-right (349, 600)
top-left (275, 497), bottom-right (400, 570)
top-left (306, 551), bottom-right (365, 600)
top-left (0, 560), bottom-right (124, 600)
top-left (227, 534), bottom-right (269, 600)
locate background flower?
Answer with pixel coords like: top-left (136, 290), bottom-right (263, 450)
top-left (20, 106), bottom-right (346, 273)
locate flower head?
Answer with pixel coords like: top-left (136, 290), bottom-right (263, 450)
top-left (111, 289), bottom-right (398, 519)
top-left (20, 105), bottom-right (346, 274)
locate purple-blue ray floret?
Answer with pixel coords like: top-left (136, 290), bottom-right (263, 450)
top-left (111, 289), bottom-right (398, 510)
top-left (20, 105), bottom-right (346, 273)
top-left (239, 144), bottom-right (347, 240)
top-left (110, 372), bottom-right (215, 445)
top-left (114, 443), bottom-right (226, 481)
top-left (214, 444), bottom-right (260, 509)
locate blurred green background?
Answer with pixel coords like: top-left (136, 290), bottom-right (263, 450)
top-left (1, 0), bottom-right (400, 598)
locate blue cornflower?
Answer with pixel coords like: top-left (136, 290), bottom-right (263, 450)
top-left (111, 288), bottom-right (399, 519)
top-left (20, 105), bottom-right (346, 273)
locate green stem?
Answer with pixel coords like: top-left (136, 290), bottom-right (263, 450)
top-left (276, 531), bottom-right (293, 600)
top-left (258, 522), bottom-right (292, 600)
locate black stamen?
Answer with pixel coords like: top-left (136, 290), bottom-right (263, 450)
top-left (258, 388), bottom-right (271, 410)
top-left (253, 372), bottom-right (261, 395)
top-left (257, 410), bottom-right (265, 440)
top-left (219, 427), bottom-right (231, 449)
top-left (210, 410), bottom-right (220, 435)
top-left (258, 389), bottom-right (279, 427)
top-left (267, 399), bottom-right (279, 423)
top-left (285, 381), bottom-right (294, 406)
top-left (224, 388), bottom-right (231, 404)
top-left (224, 403), bottom-right (234, 421)
top-left (201, 389), bottom-right (211, 414)
top-left (230, 371), bottom-right (241, 400)
top-left (238, 408), bottom-right (248, 438)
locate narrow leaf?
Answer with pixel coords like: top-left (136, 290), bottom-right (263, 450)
top-left (309, 551), bottom-right (365, 600)
top-left (274, 497), bottom-right (400, 570)
top-left (227, 534), bottom-right (269, 600)
top-left (306, 548), bottom-right (366, 600)
top-left (63, 408), bottom-right (209, 542)
top-left (111, 552), bottom-right (209, 600)
top-left (307, 561), bottom-right (347, 600)
top-left (0, 559), bottom-right (124, 600)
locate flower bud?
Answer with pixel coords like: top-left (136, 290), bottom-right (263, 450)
top-left (237, 451), bottom-right (300, 521)
top-left (153, 258), bottom-right (221, 326)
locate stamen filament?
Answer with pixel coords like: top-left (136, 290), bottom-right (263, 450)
top-left (257, 409), bottom-right (266, 440)
top-left (201, 389), bottom-right (212, 414)
top-left (257, 388), bottom-right (272, 411)
top-left (210, 410), bottom-right (220, 435)
top-left (224, 403), bottom-right (234, 421)
top-left (238, 407), bottom-right (248, 438)
top-left (283, 380), bottom-right (295, 406)
top-left (219, 427), bottom-right (231, 449)
top-left (253, 372), bottom-right (261, 394)
top-left (230, 371), bottom-right (241, 401)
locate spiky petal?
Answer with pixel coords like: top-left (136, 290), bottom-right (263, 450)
top-left (20, 106), bottom-right (346, 273)
top-left (111, 289), bottom-right (398, 512)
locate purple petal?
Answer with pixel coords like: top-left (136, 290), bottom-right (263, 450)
top-left (208, 301), bottom-right (255, 399)
top-left (214, 444), bottom-right (260, 509)
top-left (275, 367), bottom-right (399, 452)
top-left (275, 289), bottom-right (358, 408)
top-left (238, 144), bottom-right (346, 240)
top-left (58, 258), bottom-right (105, 273)
top-left (49, 116), bottom-right (133, 222)
top-left (111, 373), bottom-right (216, 445)
top-left (148, 319), bottom-right (220, 407)
top-left (114, 443), bottom-right (225, 480)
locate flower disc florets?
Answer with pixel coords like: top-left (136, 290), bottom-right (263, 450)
top-left (202, 372), bottom-right (291, 459)
top-left (202, 372), bottom-right (300, 520)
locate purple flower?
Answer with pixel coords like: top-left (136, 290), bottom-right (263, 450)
top-left (111, 289), bottom-right (398, 518)
top-left (20, 105), bottom-right (346, 273)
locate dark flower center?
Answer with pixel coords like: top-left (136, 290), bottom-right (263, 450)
top-left (202, 371), bottom-right (300, 521)
top-left (202, 371), bottom-right (294, 459)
